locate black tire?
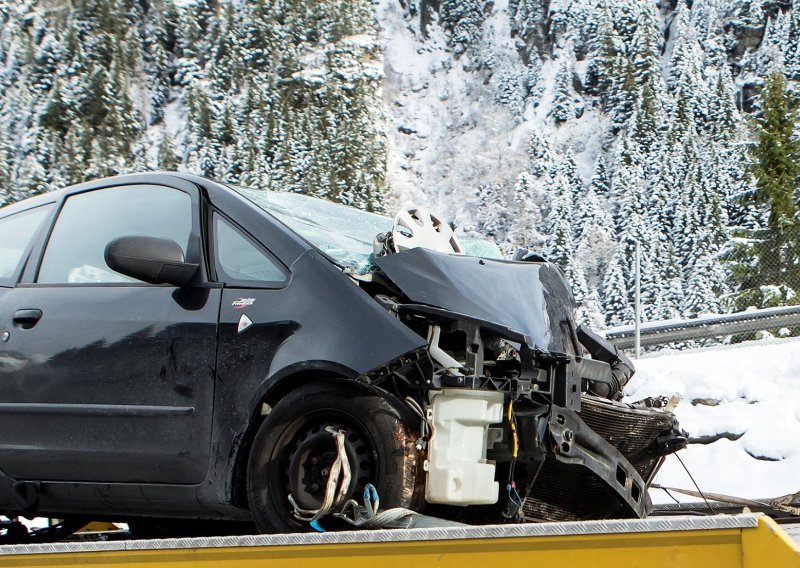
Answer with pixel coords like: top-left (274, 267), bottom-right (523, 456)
top-left (246, 379), bottom-right (423, 533)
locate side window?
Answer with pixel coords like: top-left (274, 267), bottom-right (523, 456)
top-left (214, 215), bottom-right (286, 286)
top-left (0, 206), bottom-right (52, 284)
top-left (38, 185), bottom-right (193, 284)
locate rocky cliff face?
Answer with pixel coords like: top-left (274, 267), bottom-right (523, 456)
top-left (378, 0), bottom-right (778, 220)
top-left (1, 0), bottom-right (797, 326)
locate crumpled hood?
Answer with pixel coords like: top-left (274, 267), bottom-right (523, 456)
top-left (374, 248), bottom-right (577, 354)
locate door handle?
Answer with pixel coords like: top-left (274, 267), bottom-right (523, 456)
top-left (13, 309), bottom-right (43, 329)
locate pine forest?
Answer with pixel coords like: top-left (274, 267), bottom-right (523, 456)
top-left (1, 0), bottom-right (799, 331)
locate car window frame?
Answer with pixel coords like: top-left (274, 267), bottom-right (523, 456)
top-left (0, 203), bottom-right (56, 288)
top-left (209, 210), bottom-right (290, 289)
top-left (23, 182), bottom-right (206, 288)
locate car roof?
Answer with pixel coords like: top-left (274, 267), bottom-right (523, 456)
top-left (0, 187), bottom-right (62, 217)
top-left (2, 173), bottom-right (506, 271)
top-left (0, 172), bottom-right (222, 218)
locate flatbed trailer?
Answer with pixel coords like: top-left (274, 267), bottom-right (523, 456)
top-left (0, 514), bottom-right (797, 567)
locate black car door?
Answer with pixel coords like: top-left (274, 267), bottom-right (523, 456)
top-left (0, 203), bottom-right (56, 422)
top-left (0, 181), bottom-right (220, 484)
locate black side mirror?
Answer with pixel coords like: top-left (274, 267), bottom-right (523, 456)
top-left (104, 236), bottom-right (199, 287)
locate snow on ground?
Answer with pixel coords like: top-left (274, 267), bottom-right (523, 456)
top-left (627, 338), bottom-right (800, 503)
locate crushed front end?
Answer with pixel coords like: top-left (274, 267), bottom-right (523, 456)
top-left (365, 248), bottom-right (686, 522)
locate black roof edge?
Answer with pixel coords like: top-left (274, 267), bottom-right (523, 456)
top-left (0, 171), bottom-right (225, 218)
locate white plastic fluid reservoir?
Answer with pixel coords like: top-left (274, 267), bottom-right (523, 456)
top-left (425, 389), bottom-right (504, 505)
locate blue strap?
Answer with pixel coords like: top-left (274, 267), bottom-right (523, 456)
top-left (363, 483), bottom-right (380, 516)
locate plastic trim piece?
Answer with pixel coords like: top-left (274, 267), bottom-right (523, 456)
top-left (0, 404), bottom-right (194, 417)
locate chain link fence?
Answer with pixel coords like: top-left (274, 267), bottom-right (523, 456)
top-left (603, 225), bottom-right (800, 352)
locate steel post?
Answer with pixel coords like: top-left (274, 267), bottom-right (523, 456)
top-left (634, 241), bottom-right (641, 358)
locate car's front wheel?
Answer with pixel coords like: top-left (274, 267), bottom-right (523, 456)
top-left (246, 380), bottom-right (423, 533)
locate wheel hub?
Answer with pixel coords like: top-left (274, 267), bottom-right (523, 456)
top-left (286, 421), bottom-right (374, 511)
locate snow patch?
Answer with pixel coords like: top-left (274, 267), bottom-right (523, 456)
top-left (628, 339), bottom-right (800, 501)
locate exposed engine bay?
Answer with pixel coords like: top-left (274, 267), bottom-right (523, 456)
top-left (248, 191), bottom-right (687, 523)
top-left (343, 206), bottom-right (684, 522)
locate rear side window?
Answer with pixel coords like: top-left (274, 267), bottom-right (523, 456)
top-left (0, 206), bottom-right (52, 284)
top-left (38, 185), bottom-right (192, 284)
top-left (214, 215), bottom-right (286, 286)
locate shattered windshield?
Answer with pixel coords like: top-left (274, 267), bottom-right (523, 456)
top-left (232, 187), bottom-right (503, 273)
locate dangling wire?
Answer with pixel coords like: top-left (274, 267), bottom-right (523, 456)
top-left (506, 400), bottom-right (520, 496)
top-left (405, 396), bottom-right (429, 447)
top-left (661, 486), bottom-right (681, 506)
top-left (507, 400), bottom-right (519, 460)
top-left (506, 481), bottom-right (524, 510)
top-left (676, 453), bottom-right (716, 514)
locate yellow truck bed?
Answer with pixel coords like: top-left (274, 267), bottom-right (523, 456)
top-left (0, 514), bottom-right (797, 567)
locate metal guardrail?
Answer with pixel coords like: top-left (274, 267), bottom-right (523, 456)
top-left (603, 305), bottom-right (800, 349)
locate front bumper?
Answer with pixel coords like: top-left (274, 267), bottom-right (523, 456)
top-left (521, 398), bottom-right (684, 521)
top-left (386, 303), bottom-right (685, 521)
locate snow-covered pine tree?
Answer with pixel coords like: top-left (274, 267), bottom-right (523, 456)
top-left (157, 131), bottom-right (179, 170)
top-left (208, 3), bottom-right (242, 98)
top-left (674, 157), bottom-right (707, 267)
top-left (552, 51), bottom-right (576, 124)
top-left (184, 78), bottom-right (214, 177)
top-left (508, 172), bottom-right (546, 249)
top-left (602, 246), bottom-right (635, 327)
top-left (708, 67), bottom-right (739, 143)
top-left (589, 155), bottom-right (611, 197)
top-left (16, 153), bottom-right (49, 198)
top-left (545, 167), bottom-right (591, 303)
top-left (638, 244), bottom-right (666, 321)
top-left (647, 159), bottom-right (673, 241)
top-left (527, 129), bottom-right (555, 178)
top-left (142, 0), bottom-right (175, 124)
top-left (575, 196), bottom-right (615, 300)
top-left (98, 52), bottom-right (142, 171)
top-left (630, 3), bottom-right (663, 94)
top-left (571, 260), bottom-right (590, 305)
top-left (526, 56), bottom-right (545, 105)
top-left (58, 126), bottom-right (90, 187)
top-left (0, 131), bottom-right (12, 207)
top-left (661, 262), bottom-right (685, 320)
top-left (785, 0), bottom-right (800, 80)
top-left (629, 81), bottom-right (665, 162)
top-left (731, 68), bottom-right (800, 309)
top-left (546, 172), bottom-right (575, 272)
top-left (669, 10), bottom-right (712, 129)
top-left (558, 148), bottom-right (583, 207)
top-left (611, 146), bottom-right (646, 233)
top-left (691, 0), bottom-right (728, 68)
top-left (576, 186), bottom-right (614, 242)
top-left (475, 182), bottom-right (511, 239)
top-left (511, 0), bottom-right (548, 58)
top-left (608, 60), bottom-right (638, 132)
top-left (492, 58), bottom-right (527, 119)
top-left (439, 0), bottom-right (485, 56)
top-left (577, 285), bottom-right (608, 329)
top-left (585, 3), bottom-right (621, 100)
top-left (682, 252), bottom-right (720, 316)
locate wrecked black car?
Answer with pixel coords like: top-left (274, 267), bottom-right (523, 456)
top-left (0, 172), bottom-right (684, 535)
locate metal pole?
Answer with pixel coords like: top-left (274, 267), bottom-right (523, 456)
top-left (634, 241), bottom-right (641, 359)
